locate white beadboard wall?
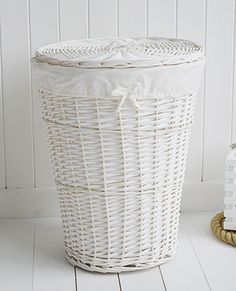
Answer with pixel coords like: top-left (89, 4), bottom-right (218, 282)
top-left (0, 0), bottom-right (235, 218)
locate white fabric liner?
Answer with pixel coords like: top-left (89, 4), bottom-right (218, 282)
top-left (32, 58), bottom-right (205, 102)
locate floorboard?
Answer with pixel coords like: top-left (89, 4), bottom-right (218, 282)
top-left (33, 218), bottom-right (75, 291)
top-left (119, 267), bottom-right (166, 291)
top-left (160, 214), bottom-right (211, 291)
top-left (76, 268), bottom-right (120, 291)
top-left (185, 211), bottom-right (236, 291)
top-left (0, 219), bottom-right (34, 291)
top-left (0, 212), bottom-right (235, 291)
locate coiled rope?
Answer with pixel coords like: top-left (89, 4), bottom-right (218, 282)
top-left (210, 212), bottom-right (236, 246)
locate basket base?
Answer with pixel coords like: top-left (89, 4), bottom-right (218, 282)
top-left (65, 250), bottom-right (175, 273)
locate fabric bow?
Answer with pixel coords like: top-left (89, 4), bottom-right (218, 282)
top-left (112, 83), bottom-right (143, 113)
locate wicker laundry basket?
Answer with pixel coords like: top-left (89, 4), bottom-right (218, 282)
top-left (32, 37), bottom-right (204, 273)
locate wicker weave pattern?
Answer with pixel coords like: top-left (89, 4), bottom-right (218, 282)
top-left (39, 90), bottom-right (196, 272)
top-left (34, 36), bottom-right (204, 273)
top-left (36, 37), bottom-right (203, 68)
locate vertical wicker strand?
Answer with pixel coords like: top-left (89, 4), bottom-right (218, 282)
top-left (152, 98), bottom-right (159, 261)
top-left (168, 97), bottom-right (178, 254)
top-left (75, 98), bottom-right (93, 263)
top-left (171, 97), bottom-right (187, 249)
top-left (164, 97), bottom-right (177, 257)
top-left (68, 101), bottom-right (78, 186)
top-left (95, 96), bottom-right (110, 268)
top-left (137, 106), bottom-right (144, 264)
top-left (118, 109), bottom-right (127, 267)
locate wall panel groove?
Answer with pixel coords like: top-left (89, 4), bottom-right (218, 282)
top-left (119, 0), bottom-right (146, 37)
top-left (87, 0), bottom-right (90, 38)
top-left (203, 0), bottom-right (234, 183)
top-left (177, 0), bottom-right (206, 184)
top-left (116, 0), bottom-right (119, 37)
top-left (148, 0), bottom-right (176, 38)
top-left (201, 0), bottom-right (208, 182)
top-left (57, 0), bottom-right (61, 42)
top-left (0, 15), bottom-right (6, 189)
top-left (30, 0), bottom-right (58, 188)
top-left (0, 0), bottom-right (34, 188)
top-left (231, 0), bottom-right (236, 144)
top-left (89, 0), bottom-right (117, 38)
top-left (59, 0), bottom-right (87, 41)
top-left (27, 0), bottom-right (36, 188)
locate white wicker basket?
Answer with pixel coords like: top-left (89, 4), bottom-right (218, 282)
top-left (32, 37), bottom-right (204, 273)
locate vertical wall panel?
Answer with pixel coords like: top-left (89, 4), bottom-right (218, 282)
top-left (232, 7), bottom-right (236, 144)
top-left (89, 0), bottom-right (117, 38)
top-left (60, 0), bottom-right (87, 41)
top-left (177, 0), bottom-right (206, 183)
top-left (177, 0), bottom-right (205, 44)
top-left (119, 0), bottom-right (146, 37)
top-left (0, 25), bottom-right (5, 188)
top-left (30, 0), bottom-right (58, 187)
top-left (0, 0), bottom-right (33, 188)
top-left (0, 0), bottom-right (235, 213)
top-left (203, 0), bottom-right (234, 181)
top-left (148, 0), bottom-right (176, 38)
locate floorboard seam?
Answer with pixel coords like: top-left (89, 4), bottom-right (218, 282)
top-left (74, 267), bottom-right (78, 291)
top-left (32, 222), bottom-right (36, 291)
top-left (117, 273), bottom-right (122, 291)
top-left (185, 215), bottom-right (212, 291)
top-left (158, 266), bottom-right (167, 291)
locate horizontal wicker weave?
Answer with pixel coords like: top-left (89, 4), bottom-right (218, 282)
top-left (34, 37), bottom-right (204, 273)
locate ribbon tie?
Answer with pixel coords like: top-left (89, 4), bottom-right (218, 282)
top-left (112, 83), bottom-right (143, 113)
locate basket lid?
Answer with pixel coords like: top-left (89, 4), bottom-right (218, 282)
top-left (35, 37), bottom-right (204, 68)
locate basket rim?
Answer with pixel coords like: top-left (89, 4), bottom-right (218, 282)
top-left (34, 37), bottom-right (204, 69)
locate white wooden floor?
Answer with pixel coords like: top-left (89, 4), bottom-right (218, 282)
top-left (0, 211), bottom-right (235, 291)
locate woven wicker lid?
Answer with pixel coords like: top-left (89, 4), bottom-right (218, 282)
top-left (35, 37), bottom-right (204, 68)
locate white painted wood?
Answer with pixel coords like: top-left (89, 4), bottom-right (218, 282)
top-left (182, 180), bottom-right (224, 211)
top-left (0, 187), bottom-right (59, 218)
top-left (119, 0), bottom-right (146, 37)
top-left (224, 148), bottom-right (236, 228)
top-left (60, 0), bottom-right (87, 41)
top-left (0, 219), bottom-right (34, 291)
top-left (232, 6), bottom-right (236, 144)
top-left (160, 215), bottom-right (210, 291)
top-left (224, 217), bottom-right (236, 230)
top-left (148, 0), bottom-right (176, 38)
top-left (89, 0), bottom-right (117, 38)
top-left (119, 268), bottom-right (165, 291)
top-left (0, 0), bottom-right (33, 188)
top-left (203, 0), bottom-right (234, 182)
top-left (1, 213), bottom-right (236, 290)
top-left (30, 0), bottom-right (59, 55)
top-left (30, 0), bottom-right (58, 187)
top-left (0, 26), bottom-right (5, 189)
top-left (185, 211), bottom-right (236, 291)
top-left (177, 0), bottom-right (205, 45)
top-left (177, 0), bottom-right (206, 183)
top-left (33, 218), bottom-right (75, 291)
top-left (76, 268), bottom-right (120, 291)
top-left (0, 0), bottom-right (235, 211)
